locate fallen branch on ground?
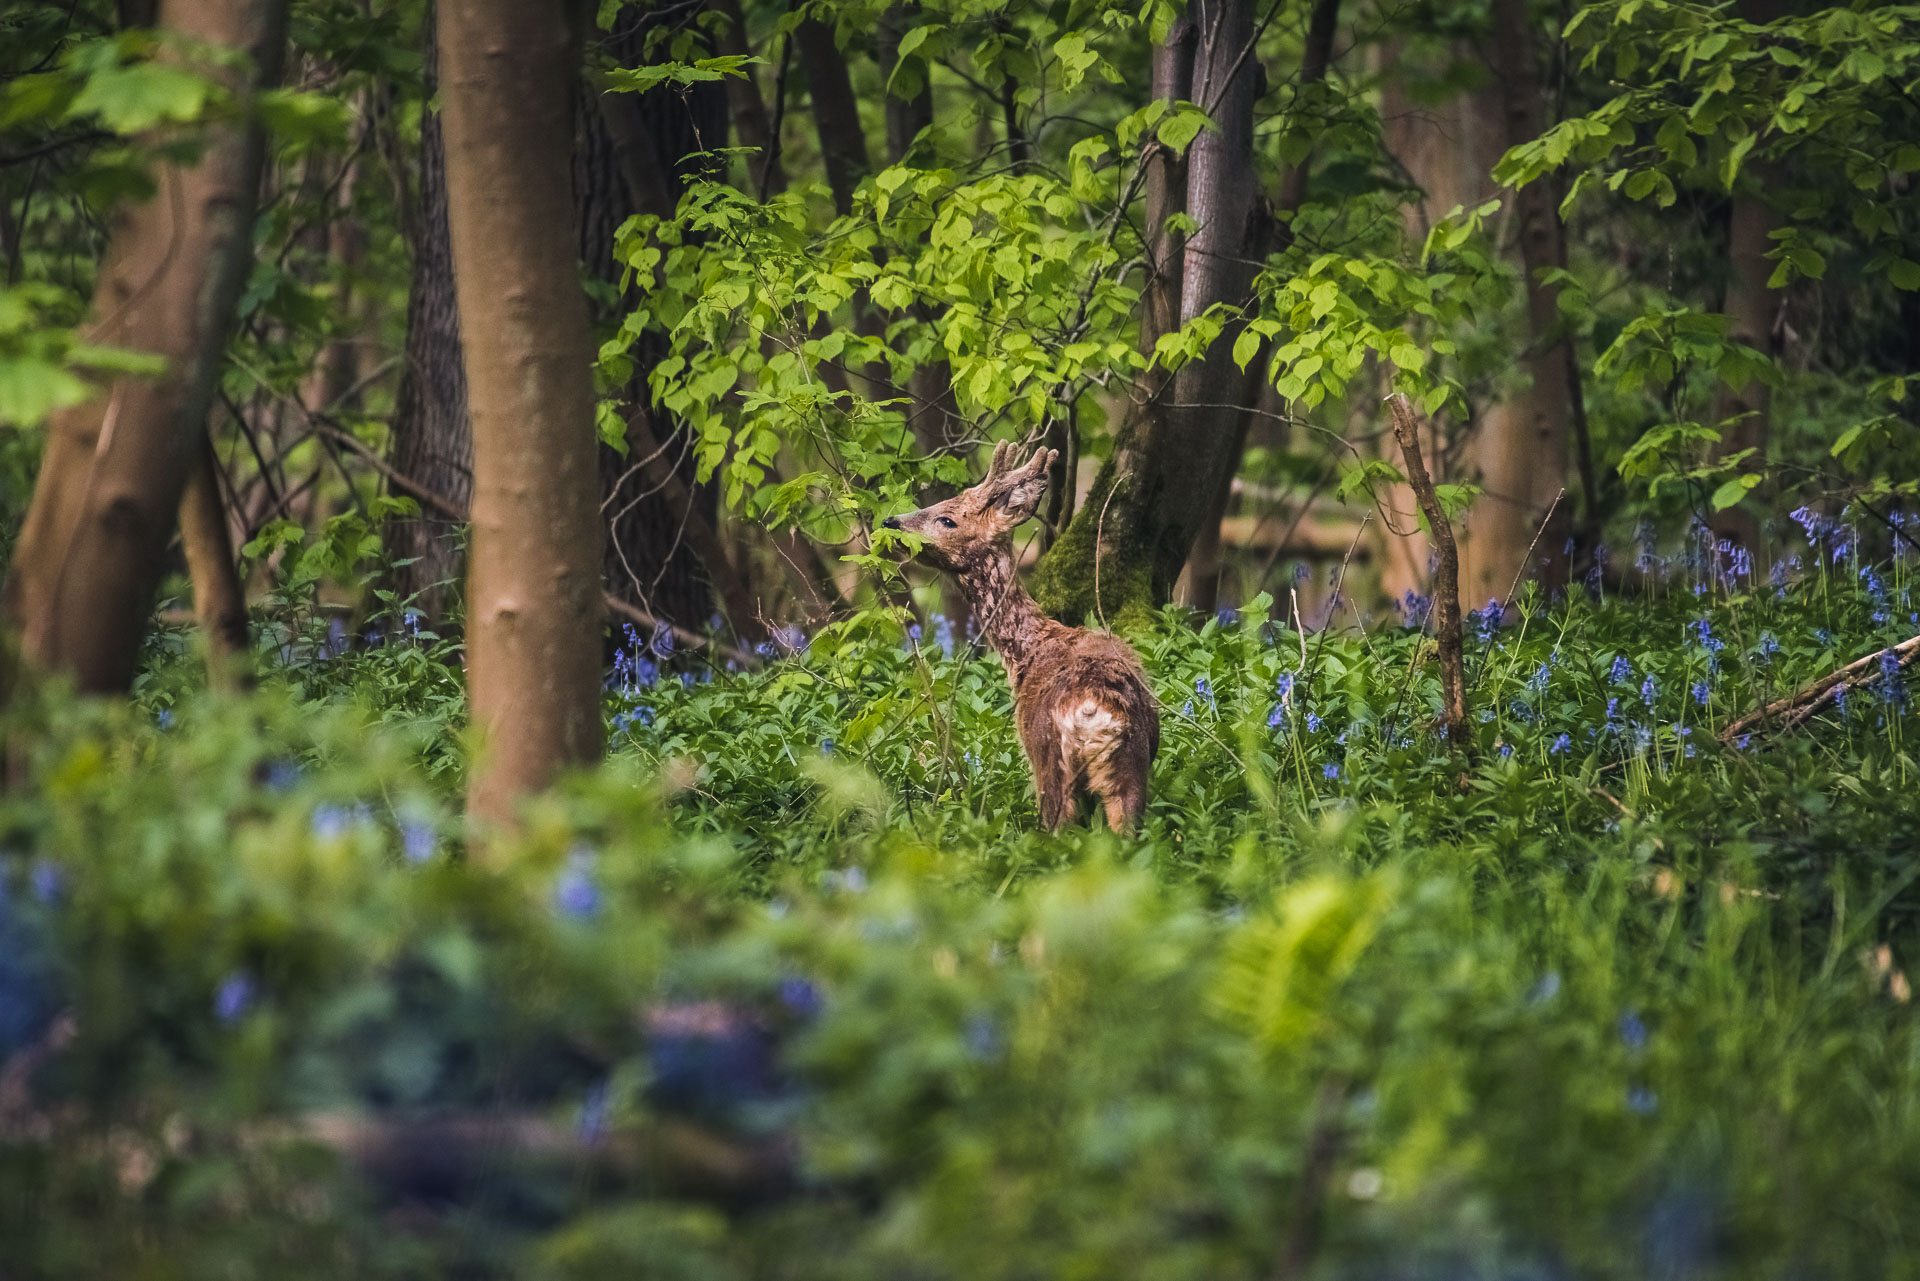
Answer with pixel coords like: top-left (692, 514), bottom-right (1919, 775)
top-left (1721, 633), bottom-right (1920, 742)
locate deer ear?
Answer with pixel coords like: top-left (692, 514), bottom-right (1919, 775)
top-left (986, 448), bottom-right (1058, 529)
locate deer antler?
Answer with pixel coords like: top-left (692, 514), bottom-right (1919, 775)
top-left (983, 440), bottom-right (1015, 484)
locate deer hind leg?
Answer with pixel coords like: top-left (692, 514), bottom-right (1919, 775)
top-left (1098, 737), bottom-right (1151, 832)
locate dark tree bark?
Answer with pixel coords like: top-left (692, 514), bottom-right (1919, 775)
top-left (439, 0), bottom-right (605, 831)
top-left (795, 19), bottom-right (870, 217)
top-left (5, 0), bottom-right (287, 692)
top-left (1473, 0), bottom-right (1572, 599)
top-left (1033, 0), bottom-right (1265, 624)
top-left (1180, 0), bottom-right (1341, 613)
top-left (876, 4), bottom-right (933, 163)
top-left (179, 439), bottom-right (250, 681)
top-left (580, 15), bottom-right (736, 632)
top-left (386, 22), bottom-right (471, 624)
top-left (710, 0), bottom-right (785, 193)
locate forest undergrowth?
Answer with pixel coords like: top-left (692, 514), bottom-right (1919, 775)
top-left (6, 537), bottom-right (1920, 1279)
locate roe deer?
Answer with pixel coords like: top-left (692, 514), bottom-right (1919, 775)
top-left (882, 443), bottom-right (1159, 830)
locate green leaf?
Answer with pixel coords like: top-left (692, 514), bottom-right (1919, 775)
top-left (1709, 474), bottom-right (1759, 510)
top-left (70, 61), bottom-right (214, 133)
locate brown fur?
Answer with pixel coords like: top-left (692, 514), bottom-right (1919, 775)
top-left (882, 443), bottom-right (1160, 831)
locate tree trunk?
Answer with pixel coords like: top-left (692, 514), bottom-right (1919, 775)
top-left (1388, 395), bottom-right (1468, 745)
top-left (1179, 0), bottom-right (1341, 614)
top-left (439, 0), bottom-right (605, 831)
top-left (876, 4), bottom-right (933, 163)
top-left (6, 0), bottom-right (287, 692)
top-left (795, 19), bottom-right (870, 218)
top-left (1376, 36), bottom-right (1500, 609)
top-left (1466, 0), bottom-right (1572, 602)
top-left (179, 438), bottom-right (251, 681)
top-left (711, 0), bottom-right (785, 193)
top-left (386, 20), bottom-right (472, 624)
top-left (581, 16), bottom-right (734, 632)
top-left (1034, 0), bottom-right (1264, 624)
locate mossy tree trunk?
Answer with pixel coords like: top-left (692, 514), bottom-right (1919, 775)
top-left (1032, 0), bottom-right (1264, 626)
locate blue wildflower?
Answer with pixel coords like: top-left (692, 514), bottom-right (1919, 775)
top-left (1606, 697), bottom-right (1620, 724)
top-left (1789, 506), bottom-right (1825, 544)
top-left (1306, 713), bottom-right (1322, 733)
top-left (156, 708), bottom-right (173, 730)
top-left (578, 1081), bottom-right (610, 1146)
top-left (1498, 742), bottom-right (1513, 759)
top-left (1267, 705), bottom-right (1287, 730)
top-left (1627, 1086), bottom-right (1659, 1116)
top-left (1692, 681), bottom-right (1710, 706)
top-left (965, 1012), bottom-right (1003, 1061)
top-left (554, 845), bottom-right (601, 919)
top-left (214, 973), bottom-right (255, 1024)
top-left (1195, 676), bottom-right (1215, 710)
top-left (819, 738), bottom-right (835, 755)
top-left (1276, 671), bottom-right (1295, 699)
top-left (1640, 676), bottom-right (1657, 705)
top-left (1550, 733), bottom-right (1572, 755)
top-left (932, 613), bottom-right (955, 658)
top-left (1619, 1009), bottom-right (1648, 1051)
top-left (29, 861), bottom-right (63, 904)
top-left (400, 819), bottom-right (436, 865)
top-left (653, 624), bottom-right (675, 657)
top-left (1322, 763), bottom-right (1341, 781)
top-left (778, 977), bottom-right (824, 1019)
top-left (1610, 655), bottom-right (1632, 684)
top-left (1529, 971), bottom-right (1562, 1004)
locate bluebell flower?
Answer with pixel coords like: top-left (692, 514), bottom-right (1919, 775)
top-left (1498, 742), bottom-right (1513, 759)
top-left (578, 1081), bottom-right (610, 1146)
top-left (29, 861), bottom-right (63, 904)
top-left (1306, 713), bottom-right (1322, 733)
top-left (214, 972), bottom-right (255, 1024)
top-left (842, 866), bottom-right (868, 893)
top-left (908, 622), bottom-right (923, 645)
top-left (264, 759), bottom-right (302, 792)
top-left (755, 641), bottom-right (776, 658)
top-left (1640, 676), bottom-right (1657, 705)
top-left (403, 609), bottom-right (421, 636)
top-left (680, 671), bottom-right (694, 689)
top-left (325, 617), bottom-right (348, 658)
top-left (1181, 700), bottom-right (1194, 719)
top-left (932, 613), bottom-right (955, 658)
top-left (1550, 733), bottom-right (1572, 755)
top-left (1530, 662), bottom-right (1551, 693)
top-left (653, 624), bottom-right (675, 657)
top-left (1606, 697), bottom-right (1620, 724)
top-left (1835, 683), bottom-right (1850, 718)
top-left (311, 804), bottom-right (356, 841)
top-left (1276, 672), bottom-right (1295, 699)
top-left (1736, 733), bottom-right (1751, 749)
top-left (1692, 681), bottom-right (1709, 706)
top-left (400, 818), bottom-right (436, 864)
top-left (1816, 628), bottom-right (1834, 647)
top-left (778, 977), bottom-right (824, 1019)
top-left (1195, 677), bottom-right (1215, 711)
top-left (156, 708), bottom-right (173, 730)
top-left (554, 845), bottom-right (601, 919)
top-left (1322, 763), bottom-right (1341, 781)
top-left (1619, 1009), bottom-right (1648, 1051)
top-left (1267, 705), bottom-right (1287, 730)
top-left (1216, 604), bottom-right (1239, 626)
top-left (775, 624), bottom-right (808, 653)
top-left (1610, 655), bottom-right (1632, 684)
top-left (1627, 1086), bottom-right (1659, 1115)
top-left (1758, 632), bottom-right (1779, 658)
top-left (819, 738), bottom-right (835, 755)
top-left (965, 1012), bottom-right (1003, 1061)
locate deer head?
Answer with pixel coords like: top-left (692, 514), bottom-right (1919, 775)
top-left (881, 442), bottom-right (1058, 572)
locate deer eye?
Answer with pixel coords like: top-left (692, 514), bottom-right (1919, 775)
top-left (937, 516), bottom-right (958, 530)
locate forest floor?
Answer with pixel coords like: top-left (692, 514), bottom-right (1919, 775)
top-left (5, 555), bottom-right (1920, 1278)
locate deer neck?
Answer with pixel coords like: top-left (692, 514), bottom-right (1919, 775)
top-left (954, 541), bottom-right (1049, 672)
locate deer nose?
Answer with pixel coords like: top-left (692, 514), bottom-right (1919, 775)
top-left (881, 516), bottom-right (902, 530)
